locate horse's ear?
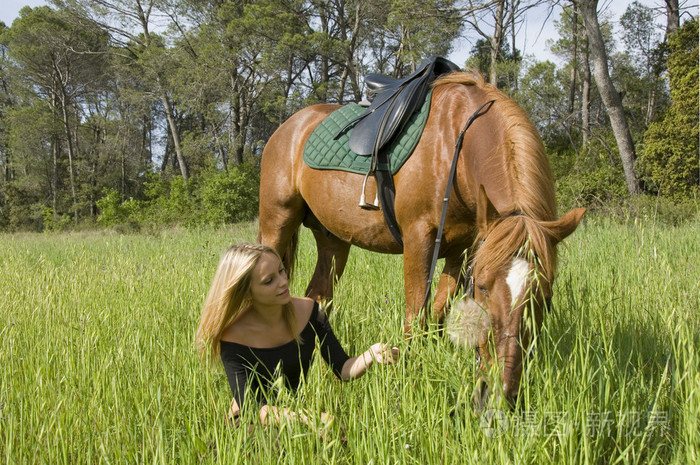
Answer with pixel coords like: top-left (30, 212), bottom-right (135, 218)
top-left (477, 185), bottom-right (500, 234)
top-left (545, 208), bottom-right (586, 245)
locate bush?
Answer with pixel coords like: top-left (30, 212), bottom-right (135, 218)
top-left (96, 188), bottom-right (143, 229)
top-left (627, 194), bottom-right (699, 226)
top-left (196, 164), bottom-right (259, 226)
top-left (554, 145), bottom-right (629, 214)
top-left (94, 164), bottom-right (260, 230)
top-left (41, 206), bottom-right (72, 232)
top-left (144, 176), bottom-right (195, 227)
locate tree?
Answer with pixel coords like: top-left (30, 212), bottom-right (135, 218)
top-left (466, 37), bottom-right (520, 91)
top-left (620, 1), bottom-right (666, 126)
top-left (664, 0), bottom-right (680, 38)
top-left (639, 17), bottom-right (698, 198)
top-left (383, 0), bottom-right (462, 73)
top-left (461, 0), bottom-right (542, 86)
top-left (515, 60), bottom-right (570, 146)
top-left (64, 0), bottom-right (191, 181)
top-left (579, 0), bottom-right (641, 195)
top-left (4, 6), bottom-right (110, 222)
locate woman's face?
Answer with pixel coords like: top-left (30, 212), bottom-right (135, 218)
top-left (249, 252), bottom-right (291, 308)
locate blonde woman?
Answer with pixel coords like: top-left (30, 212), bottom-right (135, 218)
top-left (196, 242), bottom-right (399, 426)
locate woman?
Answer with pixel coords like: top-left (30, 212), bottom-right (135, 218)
top-left (196, 242), bottom-right (399, 426)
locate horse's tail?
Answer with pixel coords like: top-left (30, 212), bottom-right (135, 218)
top-left (282, 229), bottom-right (299, 281)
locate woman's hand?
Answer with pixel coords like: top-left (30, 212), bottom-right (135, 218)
top-left (368, 343), bottom-right (400, 365)
top-left (341, 343), bottom-right (400, 380)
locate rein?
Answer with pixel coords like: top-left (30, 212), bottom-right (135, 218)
top-left (420, 99), bottom-right (495, 311)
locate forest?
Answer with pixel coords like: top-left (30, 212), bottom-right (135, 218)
top-left (0, 0), bottom-right (697, 232)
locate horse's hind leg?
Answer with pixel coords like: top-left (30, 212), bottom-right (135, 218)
top-left (258, 197), bottom-right (306, 275)
top-left (305, 228), bottom-right (350, 312)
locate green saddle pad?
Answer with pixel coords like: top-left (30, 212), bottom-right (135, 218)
top-left (303, 90), bottom-right (433, 175)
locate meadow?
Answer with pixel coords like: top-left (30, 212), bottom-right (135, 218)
top-left (1, 217), bottom-right (698, 464)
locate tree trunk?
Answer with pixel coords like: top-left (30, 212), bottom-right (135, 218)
top-left (580, 0), bottom-right (641, 195)
top-left (318, 0), bottom-right (330, 101)
top-left (489, 0), bottom-right (506, 86)
top-left (569, 3), bottom-right (578, 115)
top-left (338, 0), bottom-right (362, 103)
top-left (582, 39), bottom-right (591, 147)
top-left (59, 87), bottom-right (78, 223)
top-left (52, 136), bottom-right (59, 221)
top-left (664, 0), bottom-right (680, 39)
top-left (137, 2), bottom-right (188, 181)
top-left (510, 1), bottom-right (518, 91)
top-left (160, 91), bottom-right (189, 181)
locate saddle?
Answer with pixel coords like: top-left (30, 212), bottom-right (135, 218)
top-left (337, 56), bottom-right (460, 156)
top-left (334, 56), bottom-right (460, 247)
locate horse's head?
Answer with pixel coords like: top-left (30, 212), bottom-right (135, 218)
top-left (448, 186), bottom-right (585, 410)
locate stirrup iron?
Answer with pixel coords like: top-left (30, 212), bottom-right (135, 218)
top-left (358, 171), bottom-right (380, 210)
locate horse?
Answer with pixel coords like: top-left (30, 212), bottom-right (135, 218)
top-left (257, 70), bottom-right (585, 409)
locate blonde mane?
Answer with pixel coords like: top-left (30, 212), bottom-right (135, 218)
top-left (432, 71), bottom-right (559, 280)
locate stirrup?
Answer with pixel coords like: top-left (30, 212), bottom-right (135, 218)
top-left (358, 171), bottom-right (380, 210)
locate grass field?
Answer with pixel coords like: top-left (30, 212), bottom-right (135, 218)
top-left (1, 218), bottom-right (698, 464)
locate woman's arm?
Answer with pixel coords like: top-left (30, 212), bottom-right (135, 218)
top-left (340, 343), bottom-right (400, 381)
top-left (311, 304), bottom-right (399, 380)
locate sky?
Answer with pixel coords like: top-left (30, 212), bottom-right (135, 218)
top-left (1, 0), bottom-right (47, 27)
top-left (1, 0), bottom-right (670, 63)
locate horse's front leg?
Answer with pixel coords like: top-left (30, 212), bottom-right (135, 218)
top-left (432, 255), bottom-right (468, 325)
top-left (401, 230), bottom-right (434, 337)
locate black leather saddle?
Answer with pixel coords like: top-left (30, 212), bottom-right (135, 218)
top-left (335, 56), bottom-right (460, 156)
top-left (334, 56), bottom-right (460, 248)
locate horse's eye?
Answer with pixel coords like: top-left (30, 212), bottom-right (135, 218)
top-left (477, 285), bottom-right (489, 298)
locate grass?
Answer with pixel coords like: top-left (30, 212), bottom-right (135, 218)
top-left (0, 218), bottom-right (698, 464)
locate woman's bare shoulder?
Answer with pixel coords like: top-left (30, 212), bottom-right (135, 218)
top-left (220, 311), bottom-right (253, 344)
top-left (292, 297), bottom-right (314, 325)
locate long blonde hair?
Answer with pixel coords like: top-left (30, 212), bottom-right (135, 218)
top-left (196, 242), bottom-right (298, 363)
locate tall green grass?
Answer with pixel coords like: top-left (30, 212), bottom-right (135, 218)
top-left (1, 219), bottom-right (697, 464)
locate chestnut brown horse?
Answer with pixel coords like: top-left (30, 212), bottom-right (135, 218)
top-left (258, 70), bottom-right (585, 409)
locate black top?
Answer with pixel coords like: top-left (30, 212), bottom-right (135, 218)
top-left (220, 302), bottom-right (350, 412)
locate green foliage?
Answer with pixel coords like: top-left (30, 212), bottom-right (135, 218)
top-left (95, 164), bottom-right (260, 230)
top-left (552, 137), bottom-right (630, 213)
top-left (386, 0), bottom-right (462, 68)
top-left (465, 38), bottom-right (521, 90)
top-left (0, 174), bottom-right (46, 232)
top-left (40, 206), bottom-right (72, 232)
top-left (627, 193), bottom-right (699, 226)
top-left (638, 18), bottom-right (699, 199)
top-left (95, 188), bottom-right (143, 228)
top-left (0, 0), bottom-right (695, 232)
top-left (515, 60), bottom-right (570, 146)
top-left (197, 164), bottom-right (259, 225)
top-left (146, 175), bottom-right (197, 226)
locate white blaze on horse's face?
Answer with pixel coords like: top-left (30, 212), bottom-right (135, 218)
top-left (506, 258), bottom-right (529, 308)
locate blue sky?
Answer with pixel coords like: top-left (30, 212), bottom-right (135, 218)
top-left (1, 0), bottom-right (668, 63)
top-left (1, 0), bottom-right (46, 27)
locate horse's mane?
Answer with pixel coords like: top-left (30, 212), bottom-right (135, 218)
top-left (473, 215), bottom-right (559, 284)
top-left (433, 71), bottom-right (556, 221)
top-left (433, 71), bottom-right (559, 280)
